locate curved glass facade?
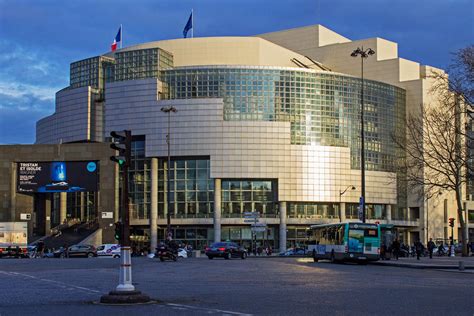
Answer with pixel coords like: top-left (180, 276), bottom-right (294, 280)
top-left (161, 66), bottom-right (406, 172)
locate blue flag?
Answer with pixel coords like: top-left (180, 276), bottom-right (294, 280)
top-left (183, 12), bottom-right (193, 38)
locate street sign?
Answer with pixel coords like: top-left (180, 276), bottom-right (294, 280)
top-left (251, 223), bottom-right (267, 227)
top-left (251, 227), bottom-right (266, 232)
top-left (244, 219), bottom-right (258, 223)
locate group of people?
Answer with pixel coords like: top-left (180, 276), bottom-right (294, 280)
top-left (382, 238), bottom-right (473, 260)
top-left (381, 239), bottom-right (429, 260)
top-left (247, 245), bottom-right (273, 256)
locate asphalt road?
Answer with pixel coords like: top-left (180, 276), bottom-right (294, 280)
top-left (0, 256), bottom-right (472, 316)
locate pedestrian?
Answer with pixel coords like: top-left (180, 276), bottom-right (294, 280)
top-left (380, 243), bottom-right (387, 260)
top-left (37, 240), bottom-right (45, 258)
top-left (427, 238), bottom-right (436, 259)
top-left (414, 240), bottom-right (423, 260)
top-left (391, 239), bottom-right (400, 260)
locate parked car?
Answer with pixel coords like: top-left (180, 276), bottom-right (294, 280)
top-left (279, 248), bottom-right (306, 256)
top-left (66, 244), bottom-right (97, 258)
top-left (96, 244), bottom-right (121, 258)
top-left (205, 242), bottom-right (247, 260)
top-left (52, 246), bottom-right (68, 258)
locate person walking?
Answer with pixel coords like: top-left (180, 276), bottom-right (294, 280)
top-left (414, 240), bottom-right (423, 260)
top-left (427, 238), bottom-right (436, 259)
top-left (391, 239), bottom-right (401, 260)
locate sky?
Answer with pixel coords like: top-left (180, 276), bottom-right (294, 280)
top-left (0, 0), bottom-right (473, 144)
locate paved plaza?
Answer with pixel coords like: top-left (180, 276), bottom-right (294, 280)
top-left (0, 257), bottom-right (473, 315)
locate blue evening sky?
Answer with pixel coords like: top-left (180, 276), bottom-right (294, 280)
top-left (0, 0), bottom-right (473, 144)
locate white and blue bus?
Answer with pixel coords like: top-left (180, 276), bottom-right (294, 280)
top-left (308, 222), bottom-right (380, 263)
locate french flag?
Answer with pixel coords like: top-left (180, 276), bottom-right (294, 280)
top-left (111, 26), bottom-right (122, 52)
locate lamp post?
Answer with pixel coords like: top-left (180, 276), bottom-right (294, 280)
top-left (351, 47), bottom-right (375, 223)
top-left (339, 186), bottom-right (356, 222)
top-left (161, 105), bottom-right (177, 240)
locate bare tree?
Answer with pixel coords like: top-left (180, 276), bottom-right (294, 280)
top-left (394, 46), bottom-right (473, 257)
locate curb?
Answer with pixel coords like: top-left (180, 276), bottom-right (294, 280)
top-left (370, 261), bottom-right (474, 270)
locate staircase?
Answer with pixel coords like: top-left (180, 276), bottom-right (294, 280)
top-left (42, 220), bottom-right (99, 250)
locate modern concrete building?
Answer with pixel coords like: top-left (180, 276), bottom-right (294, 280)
top-left (28, 24), bottom-right (472, 250)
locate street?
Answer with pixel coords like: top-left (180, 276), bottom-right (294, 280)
top-left (0, 257), bottom-right (473, 316)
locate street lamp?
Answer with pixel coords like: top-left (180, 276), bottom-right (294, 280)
top-left (161, 105), bottom-right (177, 240)
top-left (339, 186), bottom-right (356, 222)
top-left (351, 47), bottom-right (375, 223)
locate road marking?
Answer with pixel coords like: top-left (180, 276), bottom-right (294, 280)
top-left (0, 270), bottom-right (101, 294)
top-left (165, 303), bottom-right (253, 316)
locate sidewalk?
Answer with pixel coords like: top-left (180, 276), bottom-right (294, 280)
top-left (371, 255), bottom-right (474, 270)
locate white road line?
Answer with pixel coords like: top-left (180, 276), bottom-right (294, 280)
top-left (166, 303), bottom-right (253, 316)
top-left (0, 270), bottom-right (101, 294)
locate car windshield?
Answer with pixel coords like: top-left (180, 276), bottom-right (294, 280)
top-left (210, 242), bottom-right (228, 247)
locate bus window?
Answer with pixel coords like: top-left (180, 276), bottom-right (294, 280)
top-left (365, 229), bottom-right (378, 237)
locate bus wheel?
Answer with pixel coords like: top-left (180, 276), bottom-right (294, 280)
top-left (330, 251), bottom-right (336, 263)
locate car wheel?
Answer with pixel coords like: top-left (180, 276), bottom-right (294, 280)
top-left (241, 252), bottom-right (247, 260)
top-left (60, 253), bottom-right (65, 259)
top-left (173, 255), bottom-right (177, 262)
top-left (207, 256), bottom-right (213, 260)
top-left (113, 255), bottom-right (120, 259)
top-left (159, 256), bottom-right (165, 262)
top-left (224, 252), bottom-right (231, 260)
top-left (87, 252), bottom-right (94, 258)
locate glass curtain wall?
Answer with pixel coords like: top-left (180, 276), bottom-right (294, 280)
top-left (161, 66), bottom-right (406, 173)
top-left (287, 202), bottom-right (339, 219)
top-left (221, 180), bottom-right (277, 218)
top-left (158, 158), bottom-right (214, 219)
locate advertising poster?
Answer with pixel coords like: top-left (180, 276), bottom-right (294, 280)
top-left (17, 161), bottom-right (99, 193)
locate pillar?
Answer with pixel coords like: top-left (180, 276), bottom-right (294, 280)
top-left (340, 202), bottom-right (346, 222)
top-left (59, 192), bottom-right (67, 224)
top-left (386, 204), bottom-right (392, 222)
top-left (214, 178), bottom-right (222, 243)
top-left (80, 192), bottom-right (85, 222)
top-left (163, 161), bottom-right (168, 223)
top-left (279, 201), bottom-right (287, 252)
top-left (150, 158), bottom-right (158, 251)
top-left (10, 163), bottom-right (17, 221)
top-left (45, 195), bottom-right (51, 234)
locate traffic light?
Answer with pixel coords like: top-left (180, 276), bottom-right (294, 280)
top-left (110, 130), bottom-right (131, 167)
top-left (114, 222), bottom-right (123, 241)
top-left (448, 218), bottom-right (455, 227)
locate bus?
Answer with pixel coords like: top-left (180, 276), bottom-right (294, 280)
top-left (308, 222), bottom-right (380, 263)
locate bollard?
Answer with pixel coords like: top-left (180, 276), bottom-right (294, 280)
top-left (458, 261), bottom-right (465, 271)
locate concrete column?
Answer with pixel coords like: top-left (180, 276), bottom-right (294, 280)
top-left (214, 178), bottom-right (222, 243)
top-left (279, 201), bottom-right (287, 252)
top-left (10, 163), bottom-right (17, 221)
top-left (59, 192), bottom-right (67, 224)
top-left (340, 202), bottom-right (346, 222)
top-left (150, 158), bottom-right (158, 252)
top-left (163, 161), bottom-right (168, 222)
top-left (80, 192), bottom-right (85, 222)
top-left (386, 204), bottom-right (392, 222)
top-left (45, 195), bottom-right (51, 234)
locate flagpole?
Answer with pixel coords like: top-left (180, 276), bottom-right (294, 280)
top-left (191, 9), bottom-right (194, 38)
top-left (120, 24), bottom-right (123, 48)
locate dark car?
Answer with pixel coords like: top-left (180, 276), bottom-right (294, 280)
top-left (66, 244), bottom-right (97, 258)
top-left (205, 242), bottom-right (247, 260)
top-left (51, 246), bottom-right (68, 258)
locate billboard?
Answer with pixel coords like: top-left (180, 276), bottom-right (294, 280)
top-left (17, 161), bottom-right (99, 193)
